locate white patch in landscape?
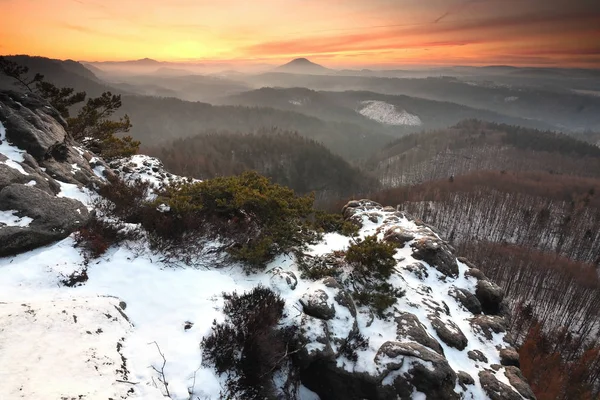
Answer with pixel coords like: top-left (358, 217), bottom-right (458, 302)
top-left (0, 209), bottom-right (34, 227)
top-left (25, 180), bottom-right (37, 186)
top-left (358, 100), bottom-right (422, 126)
top-left (0, 120), bottom-right (29, 175)
top-left (56, 180), bottom-right (97, 209)
top-left (504, 96), bottom-right (519, 102)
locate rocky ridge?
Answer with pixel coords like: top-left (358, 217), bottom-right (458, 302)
top-left (0, 91), bottom-right (534, 399)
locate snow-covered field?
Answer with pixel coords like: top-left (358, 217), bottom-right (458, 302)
top-left (0, 202), bottom-right (513, 400)
top-left (357, 101), bottom-right (422, 126)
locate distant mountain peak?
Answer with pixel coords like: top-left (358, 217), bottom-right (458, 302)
top-left (274, 58), bottom-right (330, 74)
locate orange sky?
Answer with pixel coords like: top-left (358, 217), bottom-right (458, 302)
top-left (1, 0), bottom-right (600, 67)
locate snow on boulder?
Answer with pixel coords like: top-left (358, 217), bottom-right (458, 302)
top-left (357, 100), bottom-right (422, 126)
top-left (0, 297), bottom-right (133, 400)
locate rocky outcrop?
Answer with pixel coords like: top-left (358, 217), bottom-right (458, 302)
top-left (0, 184), bottom-right (90, 256)
top-left (293, 200), bottom-right (534, 400)
top-left (410, 237), bottom-right (459, 278)
top-left (0, 90), bottom-right (110, 256)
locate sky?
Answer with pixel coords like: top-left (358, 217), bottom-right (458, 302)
top-left (1, 0), bottom-right (600, 68)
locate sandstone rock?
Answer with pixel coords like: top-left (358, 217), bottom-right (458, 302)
top-left (476, 280), bottom-right (505, 314)
top-left (504, 366), bottom-right (536, 399)
top-left (499, 347), bottom-right (520, 368)
top-left (457, 370), bottom-right (475, 389)
top-left (300, 289), bottom-right (335, 320)
top-left (0, 184), bottom-right (89, 256)
top-left (375, 341), bottom-right (459, 400)
top-left (429, 317), bottom-right (468, 350)
top-left (383, 226), bottom-right (415, 247)
top-left (411, 237), bottom-right (459, 278)
top-left (465, 268), bottom-right (488, 281)
top-left (269, 267), bottom-right (298, 292)
top-left (479, 370), bottom-right (523, 400)
top-left (395, 312), bottom-right (444, 355)
top-left (0, 91), bottom-right (67, 160)
top-left (448, 286), bottom-right (482, 314)
top-left (470, 315), bottom-right (507, 340)
top-left (467, 349), bottom-right (488, 363)
top-left (297, 314), bottom-right (334, 367)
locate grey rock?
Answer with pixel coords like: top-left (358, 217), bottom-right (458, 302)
top-left (411, 237), bottom-right (459, 278)
top-left (476, 280), bottom-right (505, 315)
top-left (504, 366), bottom-right (536, 399)
top-left (448, 286), bottom-right (482, 314)
top-left (403, 262), bottom-right (429, 280)
top-left (465, 268), bottom-right (488, 281)
top-left (457, 371), bottom-right (475, 389)
top-left (429, 317), bottom-right (468, 350)
top-left (297, 314), bottom-right (334, 367)
top-left (270, 267), bottom-right (298, 292)
top-left (478, 370), bottom-right (523, 400)
top-left (0, 184), bottom-right (89, 256)
top-left (383, 226), bottom-right (415, 247)
top-left (470, 315), bottom-right (507, 340)
top-left (395, 312), bottom-right (444, 355)
top-left (499, 347), bottom-right (520, 368)
top-left (375, 341), bottom-right (459, 400)
top-left (300, 289), bottom-right (335, 320)
top-left (467, 350), bottom-right (488, 363)
top-left (457, 257), bottom-right (477, 269)
top-left (0, 91), bottom-right (67, 160)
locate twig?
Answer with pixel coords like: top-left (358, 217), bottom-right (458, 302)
top-left (259, 343), bottom-right (303, 379)
top-left (116, 379), bottom-right (139, 385)
top-left (148, 341), bottom-right (171, 398)
top-left (188, 366), bottom-right (202, 399)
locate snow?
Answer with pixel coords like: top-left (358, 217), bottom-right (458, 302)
top-left (0, 209), bottom-right (34, 227)
top-left (57, 180), bottom-right (97, 209)
top-left (0, 297), bottom-right (133, 400)
top-left (504, 96), bottom-right (519, 102)
top-left (0, 120), bottom-right (29, 175)
top-left (0, 193), bottom-right (523, 399)
top-left (25, 180), bottom-right (37, 186)
top-left (358, 100), bottom-right (422, 126)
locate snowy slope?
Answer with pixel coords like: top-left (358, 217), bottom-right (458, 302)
top-left (358, 101), bottom-right (422, 126)
top-left (0, 198), bottom-right (526, 399)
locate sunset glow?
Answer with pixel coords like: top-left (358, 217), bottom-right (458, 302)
top-left (2, 0), bottom-right (599, 67)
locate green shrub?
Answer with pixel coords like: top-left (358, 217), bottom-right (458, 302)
top-left (150, 171), bottom-right (319, 268)
top-left (345, 235), bottom-right (403, 316)
top-left (346, 235), bottom-right (397, 280)
top-left (312, 210), bottom-right (359, 236)
top-left (297, 252), bottom-right (345, 280)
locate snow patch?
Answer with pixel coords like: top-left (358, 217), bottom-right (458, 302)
top-left (0, 209), bottom-right (34, 227)
top-left (0, 120), bottom-right (29, 175)
top-left (358, 100), bottom-right (422, 126)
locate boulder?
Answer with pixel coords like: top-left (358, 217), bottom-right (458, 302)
top-left (403, 262), bottom-right (429, 280)
top-left (375, 341), bottom-right (459, 400)
top-left (467, 349), bottom-right (488, 363)
top-left (0, 184), bottom-right (89, 256)
top-left (499, 347), bottom-right (520, 368)
top-left (383, 226), bottom-right (415, 247)
top-left (429, 317), bottom-right (468, 350)
top-left (0, 91), bottom-right (67, 160)
top-left (478, 370), bottom-right (523, 400)
top-left (470, 315), bottom-right (507, 340)
top-left (457, 371), bottom-right (475, 389)
top-left (269, 267), bottom-right (298, 293)
top-left (476, 280), bottom-right (505, 314)
top-left (465, 268), bottom-right (488, 281)
top-left (297, 314), bottom-right (334, 367)
top-left (504, 366), bottom-right (536, 399)
top-left (300, 289), bottom-right (336, 320)
top-left (395, 312), bottom-right (444, 355)
top-left (448, 287), bottom-right (482, 314)
top-left (410, 237), bottom-right (459, 278)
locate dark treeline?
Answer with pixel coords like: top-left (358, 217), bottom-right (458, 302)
top-left (458, 242), bottom-right (600, 400)
top-left (369, 120), bottom-right (600, 185)
top-left (143, 129), bottom-right (379, 201)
